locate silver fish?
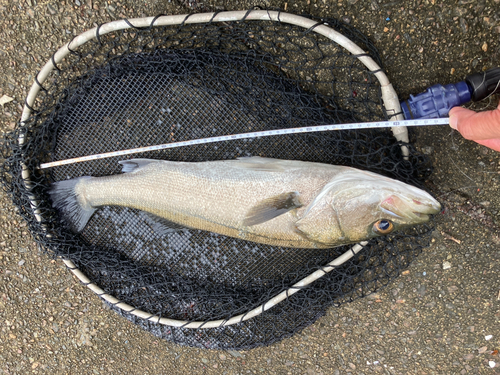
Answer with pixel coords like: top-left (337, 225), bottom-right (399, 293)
top-left (49, 157), bottom-right (441, 249)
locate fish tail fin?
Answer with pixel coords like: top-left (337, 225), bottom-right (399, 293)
top-left (48, 177), bottom-right (95, 232)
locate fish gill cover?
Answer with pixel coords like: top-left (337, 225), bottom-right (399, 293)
top-left (0, 11), bottom-right (434, 349)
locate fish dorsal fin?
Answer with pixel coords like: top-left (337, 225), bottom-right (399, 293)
top-left (243, 192), bottom-right (302, 226)
top-left (231, 157), bottom-right (288, 172)
top-left (119, 159), bottom-right (158, 173)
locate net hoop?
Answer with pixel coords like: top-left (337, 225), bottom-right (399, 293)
top-left (18, 10), bottom-right (406, 328)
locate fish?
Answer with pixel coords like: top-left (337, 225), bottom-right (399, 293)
top-left (48, 157), bottom-right (441, 249)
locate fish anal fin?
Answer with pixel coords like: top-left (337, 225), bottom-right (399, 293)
top-left (243, 192), bottom-right (302, 227)
top-left (142, 212), bottom-right (189, 235)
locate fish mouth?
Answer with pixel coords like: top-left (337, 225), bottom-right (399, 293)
top-left (382, 208), bottom-right (430, 223)
top-left (410, 211), bottom-right (430, 222)
top-left (380, 195), bottom-right (441, 223)
top-left (410, 198), bottom-right (441, 214)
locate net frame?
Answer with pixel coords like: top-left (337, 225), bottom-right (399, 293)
top-left (17, 10), bottom-right (410, 329)
top-left (0, 11), bottom-right (438, 348)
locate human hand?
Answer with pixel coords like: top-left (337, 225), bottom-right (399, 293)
top-left (449, 101), bottom-right (500, 151)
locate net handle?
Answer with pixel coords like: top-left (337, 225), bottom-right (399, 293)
top-left (19, 10), bottom-right (404, 328)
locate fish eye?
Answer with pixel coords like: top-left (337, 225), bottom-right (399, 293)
top-left (373, 219), bottom-right (394, 234)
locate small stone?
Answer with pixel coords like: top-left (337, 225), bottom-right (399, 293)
top-left (424, 17), bottom-right (435, 25)
top-left (485, 335), bottom-right (493, 340)
top-left (482, 42), bottom-right (488, 52)
top-left (463, 353), bottom-right (474, 360)
top-left (383, 27), bottom-right (389, 32)
top-left (219, 354), bottom-right (226, 360)
top-left (442, 261), bottom-right (451, 270)
top-left (478, 346), bottom-right (488, 354)
top-left (106, 5), bottom-right (116, 18)
top-left (450, 68), bottom-right (455, 75)
top-left (459, 18), bottom-right (468, 33)
top-left (0, 95), bottom-right (14, 107)
top-left (227, 350), bottom-right (244, 358)
top-left (417, 285), bottom-right (426, 297)
top-left (47, 3), bottom-right (58, 15)
top-left (447, 285), bottom-right (458, 293)
top-left (18, 260), bottom-right (25, 266)
top-left (422, 146), bottom-right (433, 155)
top-left (489, 361), bottom-right (496, 368)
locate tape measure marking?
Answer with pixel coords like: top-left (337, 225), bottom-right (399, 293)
top-left (39, 118), bottom-right (449, 169)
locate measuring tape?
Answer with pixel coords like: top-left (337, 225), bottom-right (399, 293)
top-left (39, 117), bottom-right (449, 169)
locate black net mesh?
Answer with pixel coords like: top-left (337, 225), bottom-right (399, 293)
top-left (0, 12), bottom-right (435, 350)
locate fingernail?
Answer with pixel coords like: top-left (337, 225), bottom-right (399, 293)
top-left (449, 115), bottom-right (458, 130)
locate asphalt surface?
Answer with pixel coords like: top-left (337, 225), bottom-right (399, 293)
top-left (0, 0), bottom-right (499, 374)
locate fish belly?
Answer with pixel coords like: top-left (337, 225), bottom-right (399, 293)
top-left (76, 159), bottom-right (343, 248)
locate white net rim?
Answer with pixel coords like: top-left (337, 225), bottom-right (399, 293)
top-left (18, 10), bottom-right (405, 328)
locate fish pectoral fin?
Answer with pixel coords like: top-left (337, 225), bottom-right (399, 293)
top-left (142, 212), bottom-right (189, 235)
top-left (119, 159), bottom-right (158, 173)
top-left (243, 192), bottom-right (302, 227)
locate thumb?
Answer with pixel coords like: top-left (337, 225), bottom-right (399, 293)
top-left (474, 138), bottom-right (500, 152)
top-left (449, 102), bottom-right (500, 140)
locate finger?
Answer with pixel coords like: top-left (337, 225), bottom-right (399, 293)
top-left (449, 102), bottom-right (500, 140)
top-left (473, 138), bottom-right (500, 152)
top-left (449, 106), bottom-right (477, 129)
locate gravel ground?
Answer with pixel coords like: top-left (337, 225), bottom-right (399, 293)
top-left (1, 0), bottom-right (499, 374)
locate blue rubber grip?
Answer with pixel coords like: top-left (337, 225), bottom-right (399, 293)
top-left (401, 81), bottom-right (472, 119)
